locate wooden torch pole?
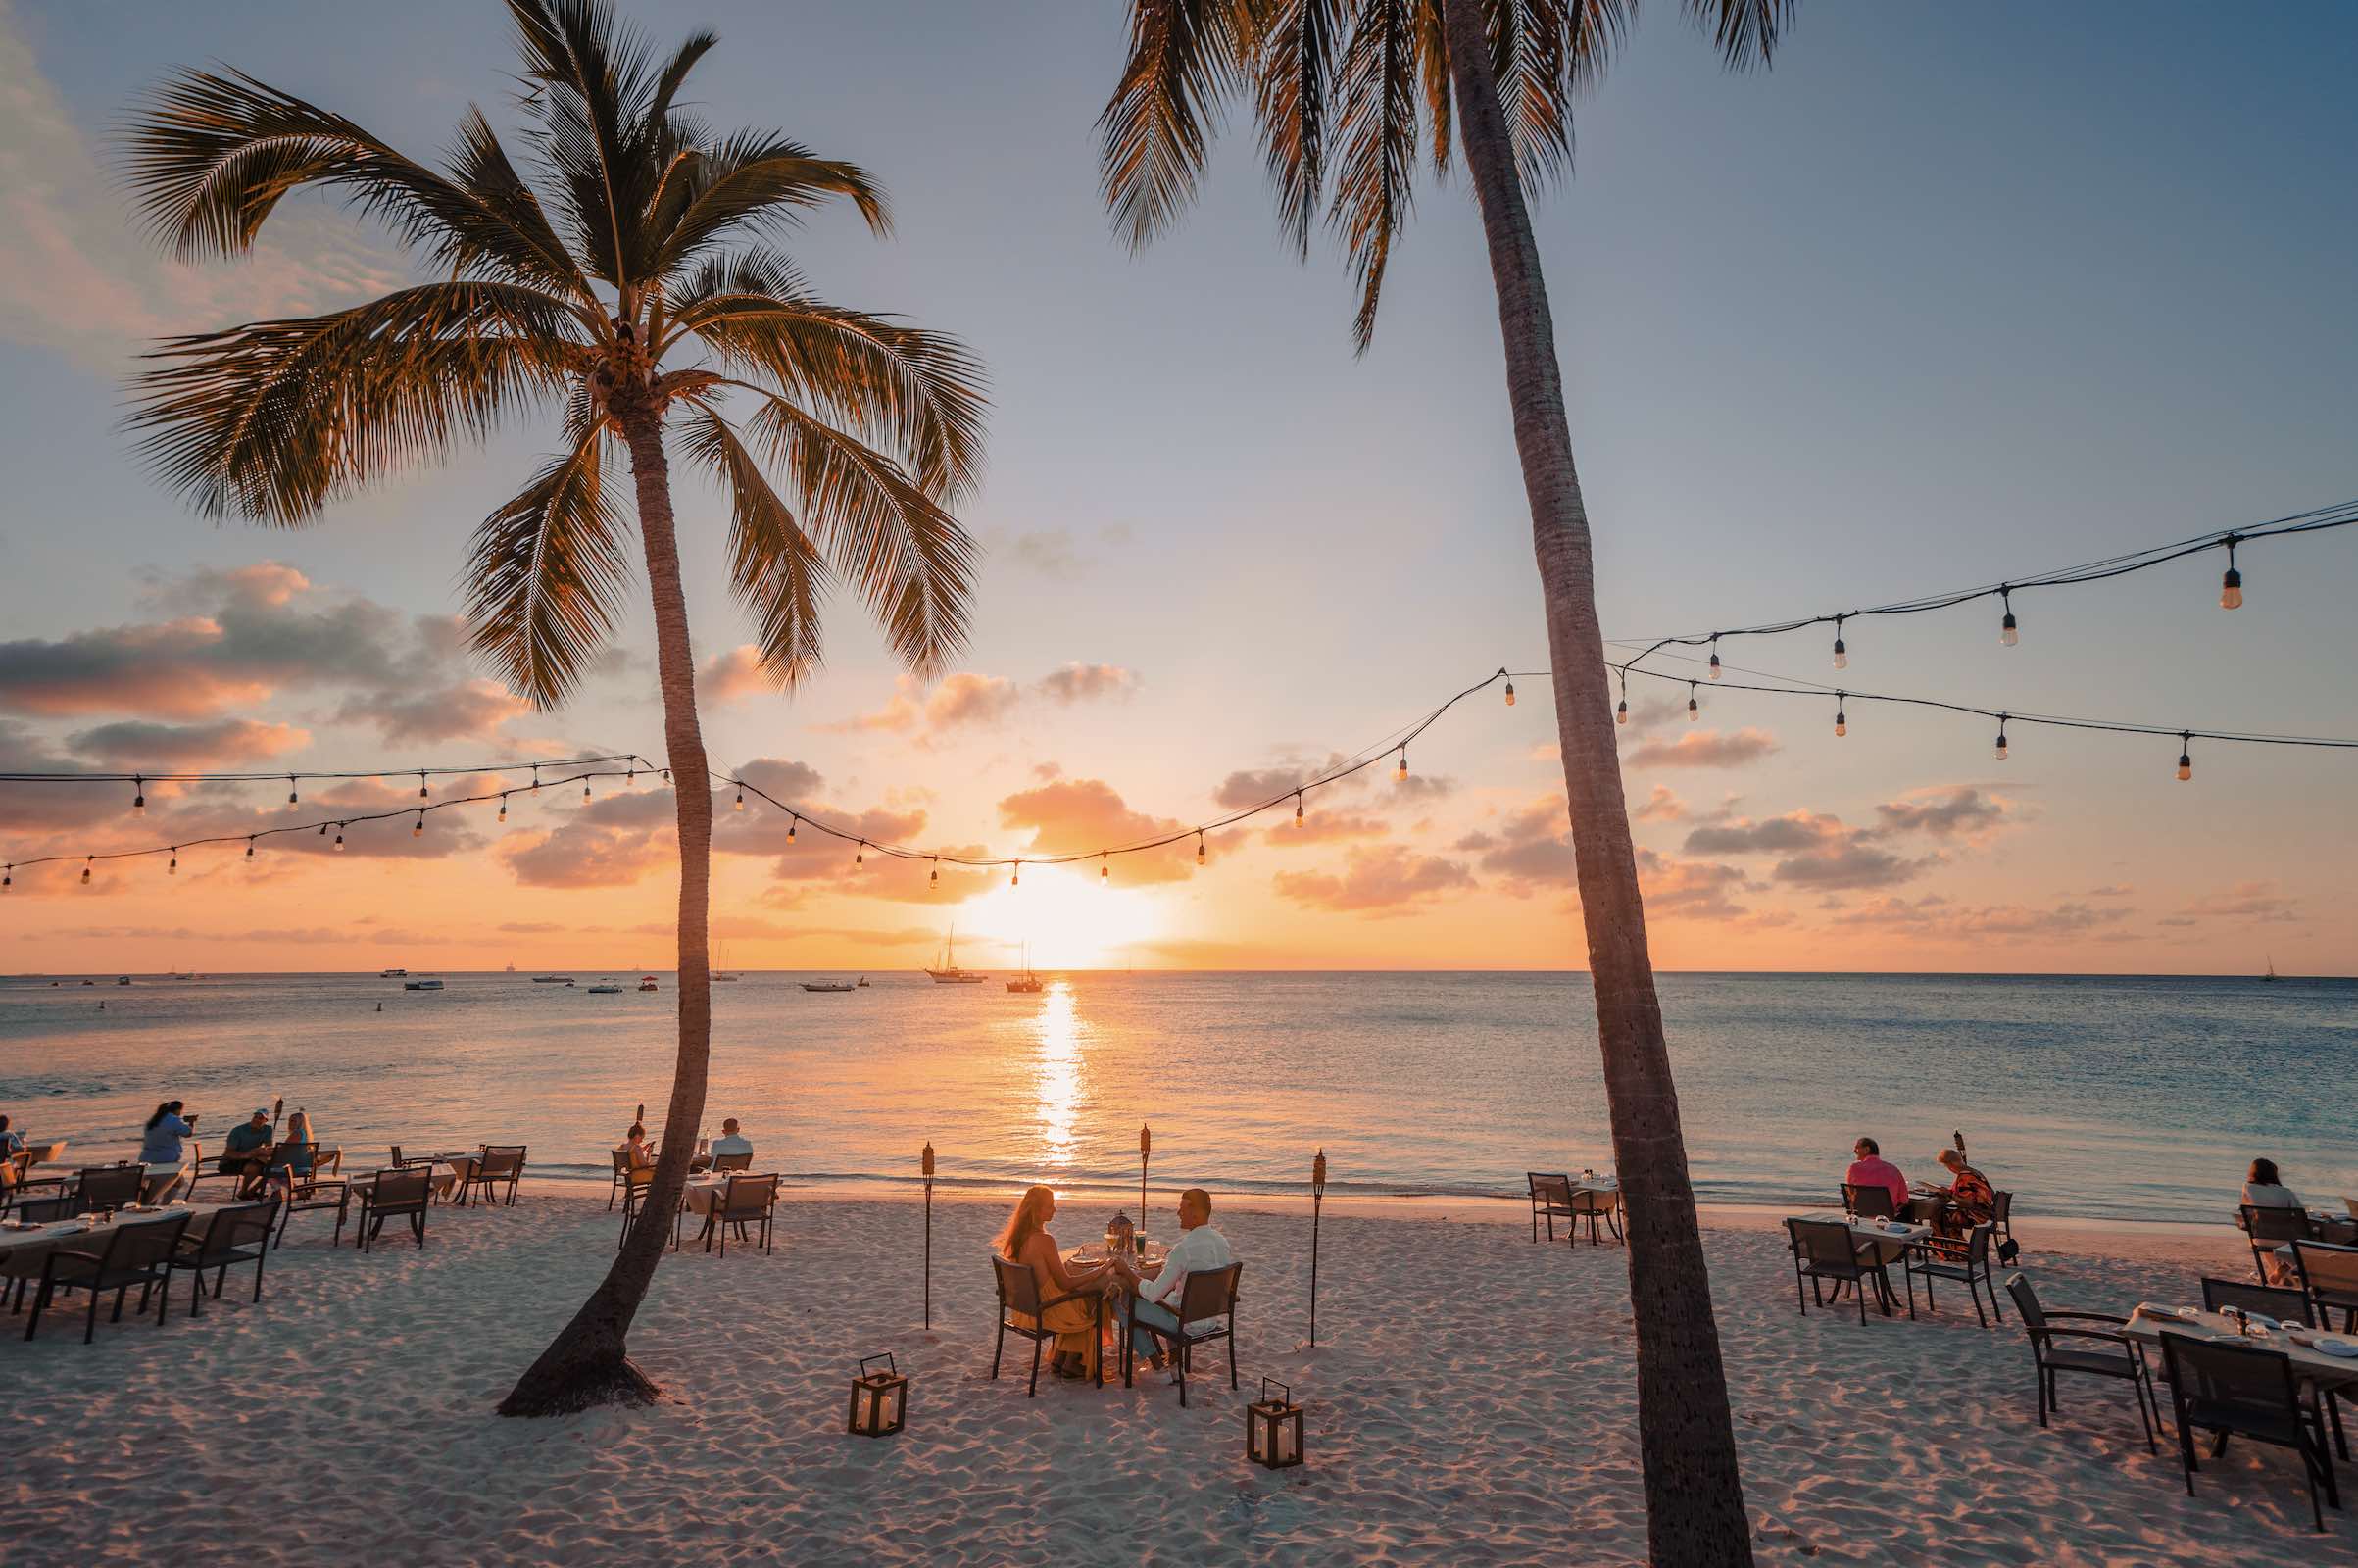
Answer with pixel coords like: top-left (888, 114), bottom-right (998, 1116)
top-left (922, 1142), bottom-right (935, 1332)
top-left (1139, 1123), bottom-right (1151, 1241)
top-left (1310, 1149), bottom-right (1327, 1347)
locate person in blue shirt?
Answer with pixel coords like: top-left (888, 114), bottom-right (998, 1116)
top-left (219, 1108), bottom-right (275, 1196)
top-left (137, 1101), bottom-right (199, 1201)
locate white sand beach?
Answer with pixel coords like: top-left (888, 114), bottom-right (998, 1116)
top-left (1, 1186), bottom-right (2340, 1566)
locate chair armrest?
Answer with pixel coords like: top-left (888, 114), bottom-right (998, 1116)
top-left (2045, 1325), bottom-right (2133, 1347)
top-left (2043, 1310), bottom-right (2128, 1325)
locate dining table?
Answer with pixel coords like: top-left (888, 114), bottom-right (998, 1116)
top-left (0, 1200), bottom-right (233, 1280)
top-left (1060, 1241), bottom-right (1172, 1386)
top-left (2121, 1304), bottom-right (2358, 1396)
top-left (1791, 1211), bottom-right (1935, 1315)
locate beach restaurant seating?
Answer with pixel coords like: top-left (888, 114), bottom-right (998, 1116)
top-left (1526, 1173), bottom-right (1577, 1244)
top-left (351, 1168), bottom-right (433, 1253)
top-left (990, 1253), bottom-right (1104, 1398)
top-left (1784, 1218), bottom-right (1889, 1326)
top-left (704, 1173), bottom-right (779, 1257)
top-left (1570, 1186), bottom-right (1624, 1248)
top-left (1904, 1224), bottom-right (2004, 1328)
top-left (24, 1211), bottom-right (192, 1344)
top-left (1842, 1182), bottom-right (1897, 1220)
top-left (2240, 1204), bottom-right (2316, 1284)
top-left (619, 1170), bottom-right (672, 1250)
top-left (1137, 1263), bottom-right (1244, 1409)
top-left (272, 1155), bottom-right (351, 1249)
top-left (2157, 1331), bottom-right (2340, 1533)
top-left (458, 1145), bottom-right (527, 1207)
top-left (2200, 1276), bottom-right (2312, 1323)
top-left (2002, 1275), bottom-right (2157, 1452)
top-left (169, 1199), bottom-right (279, 1317)
top-left (711, 1151), bottom-right (755, 1174)
top-left (1992, 1190), bottom-right (2016, 1250)
top-left (74, 1163), bottom-right (147, 1214)
top-left (2290, 1242), bottom-right (2358, 1333)
top-left (607, 1148), bottom-right (643, 1210)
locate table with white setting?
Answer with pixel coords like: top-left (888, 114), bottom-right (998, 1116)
top-left (1061, 1241), bottom-right (1173, 1386)
top-left (2120, 1304), bottom-right (2358, 1396)
top-left (1788, 1210), bottom-right (1934, 1315)
top-left (0, 1200), bottom-right (236, 1290)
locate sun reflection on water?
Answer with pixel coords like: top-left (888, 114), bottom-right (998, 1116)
top-left (1032, 980), bottom-right (1084, 1168)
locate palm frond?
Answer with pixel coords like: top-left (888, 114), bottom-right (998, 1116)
top-left (1415, 0), bottom-right (1451, 175)
top-left (128, 282), bottom-right (580, 527)
top-left (672, 251), bottom-right (987, 501)
top-left (1686, 0), bottom-right (1794, 70)
top-left (446, 108), bottom-right (593, 296)
top-left (1330, 0), bottom-right (1421, 353)
top-left (1099, 0), bottom-right (1261, 249)
top-left (650, 133), bottom-right (891, 277)
top-left (731, 385), bottom-right (976, 676)
top-left (504, 0), bottom-right (659, 289)
top-left (463, 407), bottom-right (631, 707)
top-left (1254, 0), bottom-right (1344, 256)
top-left (677, 402), bottom-right (831, 688)
top-left (123, 68), bottom-right (591, 298)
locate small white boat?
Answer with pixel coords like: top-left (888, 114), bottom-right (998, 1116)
top-left (381, 968), bottom-right (409, 978)
top-left (712, 942), bottom-right (741, 981)
top-left (637, 975), bottom-right (660, 992)
top-left (585, 981), bottom-right (624, 994)
top-left (403, 979), bottom-right (444, 991)
top-left (115, 975), bottom-right (131, 986)
top-left (801, 980), bottom-right (857, 994)
top-left (856, 976), bottom-right (870, 988)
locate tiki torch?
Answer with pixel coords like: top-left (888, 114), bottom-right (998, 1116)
top-left (1139, 1123), bottom-right (1152, 1244)
top-left (270, 1096), bottom-right (283, 1137)
top-left (1310, 1149), bottom-right (1327, 1347)
top-left (921, 1142), bottom-right (936, 1332)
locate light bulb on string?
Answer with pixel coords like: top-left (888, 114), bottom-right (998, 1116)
top-left (582, 778), bottom-right (592, 801)
top-left (3, 866), bottom-right (10, 891)
top-left (1101, 853), bottom-right (1109, 882)
top-left (661, 768), bottom-right (670, 783)
top-left (418, 772), bottom-right (429, 800)
top-left (1503, 679), bottom-right (1515, 708)
top-left (1999, 588), bottom-right (2019, 647)
top-left (1196, 831), bottom-right (1206, 867)
top-left (1295, 792), bottom-right (1304, 823)
top-left (1615, 699), bottom-right (1628, 725)
top-left (929, 858), bottom-right (939, 890)
top-left (497, 795), bottom-right (508, 823)
top-left (734, 784), bottom-right (745, 811)
top-left (1395, 749), bottom-right (1408, 782)
top-left (1010, 861), bottom-right (1020, 888)
top-left (131, 776), bottom-right (145, 815)
top-left (1687, 682), bottom-right (1699, 722)
top-left (531, 766), bottom-right (541, 794)
top-left (413, 811), bottom-right (425, 839)
top-left (855, 842), bottom-right (865, 866)
top-left (287, 777), bottom-right (299, 806)
top-left (1832, 616), bottom-right (1848, 670)
top-left (2220, 538), bottom-right (2243, 610)
top-left (1834, 693), bottom-right (1847, 739)
top-left (319, 822), bottom-right (328, 837)
top-left (1708, 638), bottom-right (1722, 680)
top-left (334, 825), bottom-right (345, 851)
top-left (2176, 733), bottom-right (2192, 782)
top-left (787, 815), bottom-right (798, 843)
top-left (81, 858), bottom-right (92, 886)
top-left (1994, 716), bottom-right (2010, 761)
top-left (168, 849), bottom-right (177, 876)
top-left (245, 838), bottom-right (256, 858)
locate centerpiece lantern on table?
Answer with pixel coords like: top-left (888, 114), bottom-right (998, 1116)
top-left (846, 1353), bottom-right (908, 1438)
top-left (1105, 1210), bottom-right (1135, 1257)
top-left (1245, 1378), bottom-right (1305, 1470)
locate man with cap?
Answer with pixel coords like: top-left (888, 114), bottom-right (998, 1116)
top-left (219, 1107), bottom-right (275, 1197)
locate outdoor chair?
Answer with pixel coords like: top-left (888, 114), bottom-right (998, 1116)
top-left (351, 1168), bottom-right (432, 1252)
top-left (1991, 1190), bottom-right (2016, 1250)
top-left (1570, 1186), bottom-right (1624, 1247)
top-left (25, 1211), bottom-right (192, 1343)
top-left (1526, 1173), bottom-right (1576, 1244)
top-left (168, 1199), bottom-right (278, 1316)
top-left (1842, 1183), bottom-right (1897, 1220)
top-left (618, 1171), bottom-right (670, 1250)
top-left (2290, 1241), bottom-right (2358, 1333)
top-left (2202, 1276), bottom-right (2312, 1323)
top-left (3, 1195), bottom-right (82, 1311)
top-left (704, 1173), bottom-right (779, 1257)
top-left (2241, 1204), bottom-right (2316, 1284)
top-left (458, 1145), bottom-right (526, 1206)
top-left (2002, 1274), bottom-right (2156, 1451)
top-left (2159, 1330), bottom-right (2340, 1533)
top-left (1904, 1223), bottom-right (2004, 1328)
top-left (990, 1253), bottom-right (1104, 1397)
top-left (607, 1148), bottom-right (642, 1209)
top-left (74, 1163), bottom-right (147, 1213)
top-left (1134, 1262), bottom-right (1244, 1408)
top-left (270, 1158), bottom-right (350, 1249)
top-left (1785, 1217), bottom-right (1891, 1325)
top-left (710, 1152), bottom-right (755, 1173)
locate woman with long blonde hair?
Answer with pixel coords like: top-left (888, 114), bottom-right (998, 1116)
top-left (995, 1185), bottom-right (1113, 1381)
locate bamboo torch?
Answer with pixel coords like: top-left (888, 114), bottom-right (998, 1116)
top-left (921, 1142), bottom-right (936, 1332)
top-left (1310, 1149), bottom-right (1327, 1347)
top-left (1139, 1123), bottom-right (1151, 1244)
top-left (270, 1096), bottom-right (283, 1137)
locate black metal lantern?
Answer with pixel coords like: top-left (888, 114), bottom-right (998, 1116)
top-left (1105, 1209), bottom-right (1135, 1255)
top-left (847, 1353), bottom-right (908, 1438)
top-left (1245, 1378), bottom-right (1304, 1470)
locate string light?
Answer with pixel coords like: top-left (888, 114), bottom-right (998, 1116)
top-left (1999, 588), bottom-right (2018, 647)
top-left (1687, 681), bottom-right (1699, 722)
top-left (1708, 638), bottom-right (1722, 680)
top-left (81, 857), bottom-right (91, 885)
top-left (1994, 715), bottom-right (2009, 761)
top-left (2221, 537), bottom-right (2243, 609)
top-left (413, 811), bottom-right (424, 838)
top-left (929, 858), bottom-right (939, 889)
top-left (418, 772), bottom-right (429, 800)
top-left (1394, 748), bottom-right (1409, 782)
top-left (787, 815), bottom-right (798, 843)
top-left (497, 795), bottom-right (508, 823)
top-left (2, 866), bottom-right (10, 890)
top-left (1295, 792), bottom-right (1304, 822)
top-left (2177, 733), bottom-right (2193, 782)
top-left (287, 777), bottom-right (298, 806)
top-left (855, 842), bottom-right (865, 865)
top-left (334, 825), bottom-right (345, 851)
top-left (734, 784), bottom-right (744, 811)
top-left (1834, 693), bottom-right (1847, 738)
top-left (319, 822), bottom-right (328, 837)
top-left (1010, 861), bottom-right (1020, 887)
top-left (1196, 831), bottom-right (1206, 866)
top-left (1101, 852), bottom-right (1109, 882)
top-left (582, 779), bottom-right (592, 801)
top-left (131, 777), bottom-right (145, 815)
top-left (168, 848), bottom-right (177, 875)
top-left (245, 838), bottom-right (256, 858)
top-left (1832, 616), bottom-right (1848, 670)
top-left (531, 766), bottom-right (541, 793)
top-left (1503, 680), bottom-right (1515, 707)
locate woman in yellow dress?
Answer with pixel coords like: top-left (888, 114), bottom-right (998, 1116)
top-left (995, 1185), bottom-right (1115, 1381)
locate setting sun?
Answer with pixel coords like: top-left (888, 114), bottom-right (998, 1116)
top-left (957, 866), bottom-right (1166, 970)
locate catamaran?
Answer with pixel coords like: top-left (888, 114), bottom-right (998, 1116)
top-left (924, 926), bottom-right (987, 984)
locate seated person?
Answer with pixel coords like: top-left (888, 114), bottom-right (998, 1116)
top-left (262, 1109), bottom-right (319, 1203)
top-left (0, 1114), bottom-right (23, 1193)
top-left (616, 1122), bottom-right (656, 1170)
top-left (138, 1101), bottom-right (198, 1200)
top-left (695, 1117), bottom-right (754, 1173)
top-left (1118, 1187), bottom-right (1235, 1373)
top-left (1923, 1148), bottom-right (2001, 1257)
top-left (219, 1108), bottom-right (276, 1196)
top-left (1843, 1137), bottom-right (1908, 1214)
top-left (2240, 1157), bottom-right (2302, 1215)
top-left (995, 1186), bottom-right (1114, 1381)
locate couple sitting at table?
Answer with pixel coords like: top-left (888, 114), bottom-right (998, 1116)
top-left (617, 1117), bottom-right (754, 1172)
top-left (1846, 1136), bottom-right (2000, 1246)
top-left (995, 1184), bottom-right (1234, 1383)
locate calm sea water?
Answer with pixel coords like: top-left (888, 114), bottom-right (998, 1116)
top-left (0, 971), bottom-right (2349, 1224)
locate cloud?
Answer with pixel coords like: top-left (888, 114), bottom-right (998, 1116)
top-left (1005, 529), bottom-right (1086, 576)
top-left (2177, 881), bottom-right (2302, 924)
top-left (1631, 786), bottom-right (1686, 823)
top-left (1683, 812), bottom-right (1846, 857)
top-left (1875, 787), bottom-right (2012, 842)
top-left (1835, 895), bottom-right (2134, 942)
top-left (2086, 884), bottom-right (2135, 898)
top-left (65, 718), bottom-right (309, 770)
top-left (997, 778), bottom-right (1193, 882)
top-left (1682, 809), bottom-right (1929, 892)
top-left (500, 788), bottom-right (677, 888)
top-left (1213, 765), bottom-right (1318, 809)
top-left (1634, 847), bottom-right (1753, 920)
top-left (1035, 662), bottom-right (1140, 705)
top-left (1272, 844), bottom-right (1476, 915)
top-left (698, 645), bottom-right (774, 704)
top-left (1262, 812), bottom-right (1390, 848)
top-left (925, 672), bottom-right (1020, 729)
top-left (1623, 728), bottom-right (1779, 770)
top-left (336, 678), bottom-right (530, 745)
top-left (820, 676), bottom-right (924, 734)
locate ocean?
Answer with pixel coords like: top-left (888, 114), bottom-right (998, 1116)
top-left (1, 970), bottom-right (2349, 1224)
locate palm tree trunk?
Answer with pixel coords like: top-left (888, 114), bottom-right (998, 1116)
top-left (1439, 0), bottom-right (1751, 1559)
top-left (500, 402), bottom-right (713, 1416)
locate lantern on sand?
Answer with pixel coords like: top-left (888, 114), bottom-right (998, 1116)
top-left (847, 1353), bottom-right (907, 1438)
top-left (1245, 1378), bottom-right (1305, 1470)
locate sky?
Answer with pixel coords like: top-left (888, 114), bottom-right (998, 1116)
top-left (0, 0), bottom-right (2352, 976)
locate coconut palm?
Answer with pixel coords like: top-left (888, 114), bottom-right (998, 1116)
top-left (1100, 1), bottom-right (1790, 1559)
top-left (123, 0), bottom-right (986, 1414)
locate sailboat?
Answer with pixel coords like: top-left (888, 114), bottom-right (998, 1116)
top-left (924, 925), bottom-right (987, 985)
top-left (1005, 942), bottom-right (1043, 994)
top-left (712, 941), bottom-right (740, 982)
top-left (2263, 956), bottom-right (2279, 982)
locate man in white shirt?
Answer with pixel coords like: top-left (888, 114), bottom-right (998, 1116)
top-left (1119, 1187), bottom-right (1235, 1370)
top-left (696, 1118), bottom-right (754, 1171)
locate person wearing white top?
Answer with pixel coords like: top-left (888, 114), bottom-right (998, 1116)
top-left (705, 1118), bottom-right (755, 1166)
top-left (1121, 1187), bottom-right (1235, 1365)
top-left (2240, 1157), bottom-right (2303, 1214)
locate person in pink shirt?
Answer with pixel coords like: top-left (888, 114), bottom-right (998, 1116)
top-left (1844, 1137), bottom-right (1909, 1211)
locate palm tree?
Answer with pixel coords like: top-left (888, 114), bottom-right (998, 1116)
top-left (1100, 1), bottom-right (1790, 1559)
top-left (123, 0), bottom-right (986, 1414)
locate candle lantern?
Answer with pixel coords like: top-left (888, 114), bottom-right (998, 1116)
top-left (847, 1353), bottom-right (908, 1438)
top-left (1245, 1378), bottom-right (1305, 1470)
top-left (1105, 1210), bottom-right (1135, 1255)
